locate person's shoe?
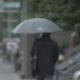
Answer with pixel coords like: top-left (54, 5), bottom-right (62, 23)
top-left (20, 75), bottom-right (26, 79)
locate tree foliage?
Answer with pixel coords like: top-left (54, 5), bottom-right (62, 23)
top-left (31, 0), bottom-right (80, 30)
top-left (0, 19), bottom-right (3, 41)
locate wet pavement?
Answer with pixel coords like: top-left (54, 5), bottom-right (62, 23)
top-left (0, 58), bottom-right (20, 80)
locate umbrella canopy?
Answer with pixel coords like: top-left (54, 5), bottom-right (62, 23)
top-left (13, 18), bottom-right (62, 34)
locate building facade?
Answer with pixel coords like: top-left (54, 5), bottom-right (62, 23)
top-left (0, 0), bottom-right (21, 37)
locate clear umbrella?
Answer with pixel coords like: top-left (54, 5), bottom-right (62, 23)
top-left (13, 18), bottom-right (62, 34)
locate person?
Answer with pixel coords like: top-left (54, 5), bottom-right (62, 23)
top-left (32, 33), bottom-right (59, 80)
top-left (31, 38), bottom-right (41, 77)
top-left (13, 51), bottom-right (21, 72)
top-left (69, 24), bottom-right (80, 49)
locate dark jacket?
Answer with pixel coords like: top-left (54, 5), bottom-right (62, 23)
top-left (31, 38), bottom-right (40, 57)
top-left (36, 37), bottom-right (59, 77)
top-left (31, 38), bottom-right (41, 77)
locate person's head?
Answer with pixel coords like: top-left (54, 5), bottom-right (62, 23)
top-left (74, 24), bottom-right (80, 34)
top-left (42, 33), bottom-right (51, 39)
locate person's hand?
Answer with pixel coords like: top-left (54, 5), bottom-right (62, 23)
top-left (57, 54), bottom-right (65, 64)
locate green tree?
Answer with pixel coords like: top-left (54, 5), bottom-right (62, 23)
top-left (0, 19), bottom-right (3, 41)
top-left (31, 0), bottom-right (80, 30)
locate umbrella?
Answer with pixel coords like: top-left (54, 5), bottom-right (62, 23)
top-left (13, 18), bottom-right (62, 34)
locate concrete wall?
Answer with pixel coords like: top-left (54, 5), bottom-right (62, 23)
top-left (20, 34), bottom-right (35, 78)
top-left (51, 31), bottom-right (72, 46)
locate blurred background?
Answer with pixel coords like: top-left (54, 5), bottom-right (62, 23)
top-left (0, 0), bottom-right (80, 48)
top-left (0, 0), bottom-right (80, 80)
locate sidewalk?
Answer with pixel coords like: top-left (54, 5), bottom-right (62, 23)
top-left (0, 58), bottom-right (63, 80)
top-left (0, 58), bottom-right (37, 80)
top-left (0, 58), bottom-right (21, 80)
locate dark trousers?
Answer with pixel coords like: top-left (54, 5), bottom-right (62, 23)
top-left (38, 75), bottom-right (44, 80)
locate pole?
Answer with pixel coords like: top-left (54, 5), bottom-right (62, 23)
top-left (20, 0), bottom-right (35, 79)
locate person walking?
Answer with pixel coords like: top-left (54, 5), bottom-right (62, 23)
top-left (13, 51), bottom-right (21, 72)
top-left (32, 33), bottom-right (59, 80)
top-left (31, 37), bottom-right (41, 77)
